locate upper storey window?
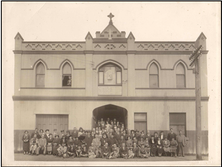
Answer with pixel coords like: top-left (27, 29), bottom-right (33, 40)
top-left (62, 63), bottom-right (72, 87)
top-left (98, 63), bottom-right (122, 86)
top-left (176, 63), bottom-right (186, 88)
top-left (149, 63), bottom-right (159, 88)
top-left (36, 63), bottom-right (45, 87)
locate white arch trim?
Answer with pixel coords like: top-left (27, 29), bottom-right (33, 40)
top-left (94, 59), bottom-right (127, 70)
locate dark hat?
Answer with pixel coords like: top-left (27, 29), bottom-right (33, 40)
top-left (49, 133), bottom-right (53, 136)
top-left (55, 134), bottom-right (59, 137)
top-left (40, 129), bottom-right (44, 132)
top-left (45, 129), bottom-right (49, 132)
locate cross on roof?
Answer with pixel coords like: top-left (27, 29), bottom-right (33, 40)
top-left (108, 13), bottom-right (114, 20)
top-left (108, 13), bottom-right (114, 24)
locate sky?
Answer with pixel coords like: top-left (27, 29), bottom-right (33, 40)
top-left (2, 2), bottom-right (221, 165)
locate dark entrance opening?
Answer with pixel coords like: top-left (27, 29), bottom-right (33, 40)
top-left (92, 104), bottom-right (127, 129)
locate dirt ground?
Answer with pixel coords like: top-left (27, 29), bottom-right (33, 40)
top-left (14, 153), bottom-right (208, 161)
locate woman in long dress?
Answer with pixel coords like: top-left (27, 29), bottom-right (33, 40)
top-left (22, 130), bottom-right (30, 154)
top-left (156, 137), bottom-right (163, 156)
top-left (47, 134), bottom-right (53, 154)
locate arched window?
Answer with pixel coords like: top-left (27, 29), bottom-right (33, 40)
top-left (62, 63), bottom-right (72, 87)
top-left (176, 63), bottom-right (186, 88)
top-left (98, 63), bottom-right (122, 85)
top-left (36, 62), bottom-right (45, 87)
top-left (149, 63), bottom-right (159, 88)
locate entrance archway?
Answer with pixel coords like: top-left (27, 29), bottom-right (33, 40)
top-left (92, 104), bottom-right (127, 129)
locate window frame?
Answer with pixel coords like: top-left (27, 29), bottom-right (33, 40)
top-left (176, 74), bottom-right (186, 88)
top-left (149, 63), bottom-right (159, 88)
top-left (98, 63), bottom-right (122, 86)
top-left (62, 63), bottom-right (72, 87)
top-left (134, 112), bottom-right (147, 132)
top-left (35, 63), bottom-right (45, 87)
top-left (169, 112), bottom-right (187, 136)
top-left (176, 63), bottom-right (186, 88)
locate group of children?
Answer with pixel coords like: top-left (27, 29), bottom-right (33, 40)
top-left (22, 118), bottom-right (186, 159)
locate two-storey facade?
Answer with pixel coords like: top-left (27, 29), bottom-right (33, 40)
top-left (13, 14), bottom-right (209, 154)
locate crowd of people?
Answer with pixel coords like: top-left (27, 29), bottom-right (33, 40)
top-left (22, 118), bottom-right (187, 159)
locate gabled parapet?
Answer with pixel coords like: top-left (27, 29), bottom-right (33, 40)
top-left (127, 32), bottom-right (135, 50)
top-left (85, 32), bottom-right (93, 50)
top-left (195, 32), bottom-right (207, 50)
top-left (14, 32), bottom-right (24, 50)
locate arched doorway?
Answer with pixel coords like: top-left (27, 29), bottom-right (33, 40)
top-left (92, 104), bottom-right (127, 129)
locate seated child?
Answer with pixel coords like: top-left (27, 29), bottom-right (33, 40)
top-left (62, 145), bottom-right (69, 158)
top-left (119, 143), bottom-right (128, 159)
top-left (101, 142), bottom-right (111, 159)
top-left (29, 134), bottom-right (38, 155)
top-left (156, 137), bottom-right (163, 157)
top-left (132, 142), bottom-right (139, 158)
top-left (57, 144), bottom-right (69, 158)
top-left (127, 147), bottom-right (134, 159)
top-left (76, 145), bottom-right (82, 157)
top-left (52, 135), bottom-right (60, 156)
top-left (88, 146), bottom-right (96, 159)
top-left (108, 144), bottom-right (120, 159)
top-left (162, 137), bottom-right (170, 156)
top-left (139, 144), bottom-right (149, 158)
top-left (144, 137), bottom-right (151, 156)
top-left (170, 138), bottom-right (178, 157)
top-left (80, 145), bottom-right (88, 157)
top-left (47, 134), bottom-right (53, 155)
top-left (67, 144), bottom-right (76, 157)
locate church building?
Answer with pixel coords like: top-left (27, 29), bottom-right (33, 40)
top-left (13, 13), bottom-right (209, 154)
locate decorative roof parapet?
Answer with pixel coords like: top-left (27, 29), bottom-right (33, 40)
top-left (135, 42), bottom-right (196, 51)
top-left (21, 42), bottom-right (86, 51)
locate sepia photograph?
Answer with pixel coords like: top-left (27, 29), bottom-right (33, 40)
top-left (2, 2), bottom-right (221, 166)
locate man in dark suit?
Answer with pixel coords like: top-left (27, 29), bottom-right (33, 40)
top-left (167, 128), bottom-right (177, 142)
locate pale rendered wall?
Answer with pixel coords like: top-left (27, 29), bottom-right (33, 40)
top-left (14, 100), bottom-right (208, 131)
